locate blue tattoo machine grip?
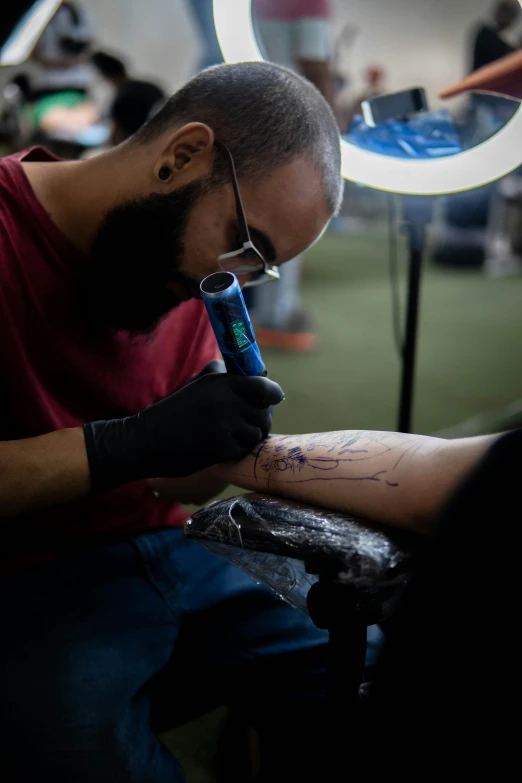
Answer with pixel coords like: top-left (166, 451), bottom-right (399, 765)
top-left (200, 272), bottom-right (267, 377)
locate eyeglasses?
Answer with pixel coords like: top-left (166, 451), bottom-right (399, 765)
top-left (215, 139), bottom-right (280, 289)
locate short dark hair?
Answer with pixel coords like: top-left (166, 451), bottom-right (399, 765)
top-left (111, 80), bottom-right (166, 140)
top-left (135, 62), bottom-right (342, 215)
top-left (91, 50), bottom-right (128, 81)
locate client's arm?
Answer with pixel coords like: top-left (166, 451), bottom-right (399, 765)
top-left (147, 468), bottom-right (229, 506)
top-left (214, 431), bottom-right (500, 534)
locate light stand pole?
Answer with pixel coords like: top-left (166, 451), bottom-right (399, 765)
top-left (398, 196), bottom-right (434, 433)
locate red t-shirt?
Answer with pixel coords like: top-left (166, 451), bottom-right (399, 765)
top-left (0, 148), bottom-right (218, 575)
top-left (255, 0), bottom-right (331, 21)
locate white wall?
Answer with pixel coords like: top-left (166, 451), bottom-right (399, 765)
top-left (85, 0), bottom-right (201, 93)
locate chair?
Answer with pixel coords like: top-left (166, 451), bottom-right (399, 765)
top-left (185, 492), bottom-right (422, 761)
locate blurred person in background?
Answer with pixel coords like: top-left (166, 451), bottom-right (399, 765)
top-left (186, 0), bottom-right (224, 70)
top-left (29, 0), bottom-right (95, 98)
top-left (331, 22), bottom-right (359, 96)
top-left (255, 0), bottom-right (336, 107)
top-left (469, 0), bottom-right (521, 139)
top-left (337, 64), bottom-right (388, 134)
top-left (5, 2), bottom-right (97, 141)
top-left (27, 1), bottom-right (95, 111)
top-left (85, 51), bottom-right (131, 144)
top-left (91, 50), bottom-right (130, 91)
top-left (80, 79), bottom-right (166, 158)
top-left (249, 0), bottom-right (337, 351)
top-left (434, 0), bottom-right (521, 270)
top-left (470, 0), bottom-right (522, 277)
top-left (472, 0), bottom-right (520, 72)
top-left (109, 80), bottom-right (166, 145)
top-left (90, 51), bottom-right (166, 147)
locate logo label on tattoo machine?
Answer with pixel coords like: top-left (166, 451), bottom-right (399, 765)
top-left (200, 272), bottom-right (267, 376)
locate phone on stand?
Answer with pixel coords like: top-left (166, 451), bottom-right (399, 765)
top-left (362, 87), bottom-right (428, 127)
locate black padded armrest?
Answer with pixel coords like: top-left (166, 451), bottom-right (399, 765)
top-left (185, 493), bottom-right (422, 622)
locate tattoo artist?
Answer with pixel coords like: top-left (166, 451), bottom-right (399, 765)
top-left (0, 62), bottom-right (342, 782)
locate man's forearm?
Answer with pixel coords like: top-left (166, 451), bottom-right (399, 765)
top-left (215, 431), bottom-right (499, 533)
top-left (0, 428), bottom-right (90, 516)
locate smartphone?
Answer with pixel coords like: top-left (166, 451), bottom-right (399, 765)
top-left (362, 87), bottom-right (428, 128)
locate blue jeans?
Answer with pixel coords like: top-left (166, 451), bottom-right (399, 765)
top-left (0, 529), bottom-right (329, 781)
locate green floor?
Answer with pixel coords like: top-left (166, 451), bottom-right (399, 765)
top-left (269, 230), bottom-right (522, 436)
top-left (163, 229), bottom-right (522, 780)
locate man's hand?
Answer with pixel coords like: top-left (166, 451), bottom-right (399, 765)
top-left (146, 360), bottom-right (229, 502)
top-left (147, 468), bottom-right (228, 506)
top-left (191, 359), bottom-right (226, 380)
top-left (83, 373), bottom-right (284, 493)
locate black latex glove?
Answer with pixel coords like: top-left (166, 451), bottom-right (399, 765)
top-left (83, 373), bottom-right (284, 493)
top-left (191, 359), bottom-right (278, 426)
top-left (191, 359), bottom-right (226, 380)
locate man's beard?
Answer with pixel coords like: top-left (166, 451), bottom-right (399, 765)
top-left (81, 179), bottom-right (205, 335)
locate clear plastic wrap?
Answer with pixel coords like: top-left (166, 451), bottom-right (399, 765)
top-left (185, 494), bottom-right (419, 619)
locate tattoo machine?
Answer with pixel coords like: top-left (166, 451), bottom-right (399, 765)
top-left (200, 271), bottom-right (267, 377)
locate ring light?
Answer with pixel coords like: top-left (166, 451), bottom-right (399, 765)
top-left (213, 0), bottom-right (522, 195)
top-left (1, 0), bottom-right (62, 66)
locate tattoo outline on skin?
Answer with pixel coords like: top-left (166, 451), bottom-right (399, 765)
top-left (248, 431), bottom-right (415, 490)
top-left (240, 431), bottom-right (444, 493)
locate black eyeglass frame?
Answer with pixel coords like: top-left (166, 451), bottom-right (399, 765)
top-left (215, 139), bottom-right (280, 288)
